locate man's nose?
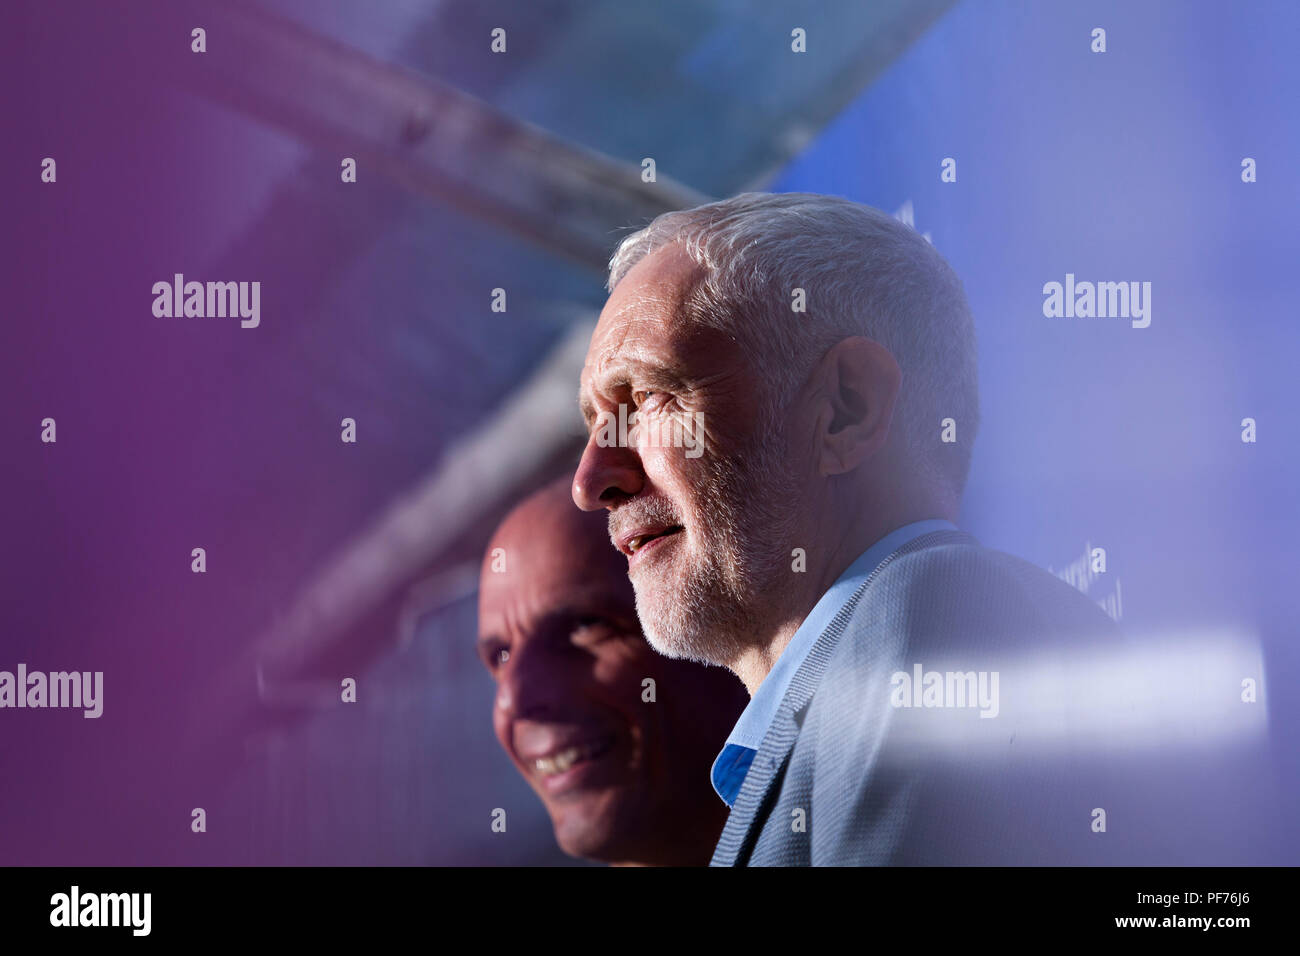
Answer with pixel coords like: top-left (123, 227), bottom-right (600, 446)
top-left (572, 431), bottom-right (644, 511)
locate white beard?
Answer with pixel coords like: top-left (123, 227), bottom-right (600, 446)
top-left (629, 418), bottom-right (804, 668)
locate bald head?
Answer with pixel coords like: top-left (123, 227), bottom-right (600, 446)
top-left (482, 478), bottom-right (631, 606)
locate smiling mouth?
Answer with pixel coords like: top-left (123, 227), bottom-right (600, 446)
top-left (533, 738), bottom-right (615, 777)
top-left (627, 525), bottom-right (684, 554)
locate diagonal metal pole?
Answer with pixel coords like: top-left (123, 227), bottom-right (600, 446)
top-left (159, 0), bottom-right (711, 271)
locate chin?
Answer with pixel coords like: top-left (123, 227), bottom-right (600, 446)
top-left (635, 581), bottom-right (741, 666)
top-left (633, 565), bottom-right (706, 655)
top-left (639, 617), bottom-right (688, 659)
top-left (553, 812), bottom-right (632, 864)
top-left (637, 606), bottom-right (694, 659)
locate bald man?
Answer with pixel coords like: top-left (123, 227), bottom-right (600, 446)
top-left (476, 478), bottom-right (746, 866)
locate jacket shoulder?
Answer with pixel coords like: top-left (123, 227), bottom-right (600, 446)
top-left (800, 539), bottom-right (1123, 864)
top-left (849, 537), bottom-right (1122, 657)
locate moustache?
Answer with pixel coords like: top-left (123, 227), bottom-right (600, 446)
top-left (608, 497), bottom-right (684, 545)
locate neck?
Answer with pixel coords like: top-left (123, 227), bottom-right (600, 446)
top-left (726, 482), bottom-right (955, 696)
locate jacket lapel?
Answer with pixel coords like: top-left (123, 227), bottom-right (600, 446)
top-left (709, 704), bottom-right (803, 866)
top-left (710, 530), bottom-right (975, 866)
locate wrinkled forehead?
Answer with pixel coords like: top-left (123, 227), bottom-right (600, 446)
top-left (588, 250), bottom-right (706, 368)
top-left (580, 278), bottom-right (756, 427)
top-left (477, 569), bottom-right (625, 639)
top-left (584, 305), bottom-right (694, 390)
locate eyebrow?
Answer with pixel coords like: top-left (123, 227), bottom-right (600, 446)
top-left (477, 601), bottom-right (634, 650)
top-left (578, 363), bottom-right (689, 429)
top-left (578, 391), bottom-right (598, 430)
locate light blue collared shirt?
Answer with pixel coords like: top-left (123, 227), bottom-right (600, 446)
top-left (710, 519), bottom-right (958, 806)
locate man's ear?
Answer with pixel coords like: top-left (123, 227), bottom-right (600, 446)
top-left (812, 337), bottom-right (901, 476)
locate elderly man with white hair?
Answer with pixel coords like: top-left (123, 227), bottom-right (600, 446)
top-left (573, 192), bottom-right (1127, 866)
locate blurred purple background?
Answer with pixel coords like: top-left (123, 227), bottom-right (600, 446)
top-left (2, 0), bottom-right (1295, 865)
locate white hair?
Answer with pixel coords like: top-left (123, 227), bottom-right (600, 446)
top-left (607, 192), bottom-right (980, 494)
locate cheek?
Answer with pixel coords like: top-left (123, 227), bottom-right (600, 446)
top-left (638, 441), bottom-right (680, 481)
top-left (641, 444), bottom-right (707, 510)
top-left (491, 697), bottom-right (513, 754)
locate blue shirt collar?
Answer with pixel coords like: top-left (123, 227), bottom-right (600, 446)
top-left (709, 519), bottom-right (957, 806)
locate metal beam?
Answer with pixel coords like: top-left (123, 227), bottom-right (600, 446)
top-left (160, 0), bottom-right (711, 271)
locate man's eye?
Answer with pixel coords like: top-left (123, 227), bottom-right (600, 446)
top-left (633, 390), bottom-right (663, 408)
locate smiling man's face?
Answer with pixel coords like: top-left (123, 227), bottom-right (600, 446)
top-left (574, 243), bottom-right (806, 668)
top-left (477, 483), bottom-right (742, 865)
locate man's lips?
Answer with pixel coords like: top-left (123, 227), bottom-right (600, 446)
top-left (529, 738), bottom-right (614, 777)
top-left (515, 727), bottom-right (617, 771)
top-left (515, 731), bottom-right (620, 795)
top-left (615, 524), bottom-right (685, 558)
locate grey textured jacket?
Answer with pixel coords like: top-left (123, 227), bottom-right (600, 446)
top-left (710, 529), bottom-right (1132, 866)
